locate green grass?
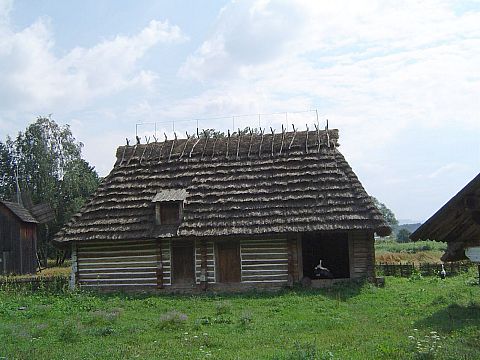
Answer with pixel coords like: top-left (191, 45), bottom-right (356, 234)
top-left (1, 270), bottom-right (480, 360)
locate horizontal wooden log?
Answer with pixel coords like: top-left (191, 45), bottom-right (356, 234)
top-left (80, 267), bottom-right (157, 273)
top-left (79, 278), bottom-right (157, 283)
top-left (78, 260), bottom-right (157, 268)
top-left (78, 255), bottom-right (157, 262)
top-left (79, 272), bottom-right (156, 280)
top-left (241, 279), bottom-right (288, 283)
top-left (78, 249), bottom-right (157, 257)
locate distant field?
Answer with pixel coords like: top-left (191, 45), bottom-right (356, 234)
top-left (375, 240), bottom-right (446, 264)
top-left (1, 270), bottom-right (479, 359)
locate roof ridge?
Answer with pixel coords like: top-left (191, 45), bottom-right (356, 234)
top-left (115, 129), bottom-right (339, 167)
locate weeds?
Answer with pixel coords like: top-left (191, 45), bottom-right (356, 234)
top-left (215, 300), bottom-right (232, 315)
top-left (238, 310), bottom-right (253, 328)
top-left (58, 320), bottom-right (79, 343)
top-left (158, 310), bottom-right (188, 329)
top-left (408, 329), bottom-right (443, 359)
top-left (273, 341), bottom-right (334, 360)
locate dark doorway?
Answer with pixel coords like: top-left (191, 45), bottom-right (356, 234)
top-left (302, 232), bottom-right (350, 279)
top-left (216, 241), bottom-right (241, 283)
top-left (171, 241), bottom-right (195, 285)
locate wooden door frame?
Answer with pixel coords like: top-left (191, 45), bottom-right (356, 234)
top-left (214, 239), bottom-right (241, 283)
top-left (171, 240), bottom-right (195, 285)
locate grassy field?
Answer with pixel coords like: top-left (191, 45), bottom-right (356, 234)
top-left (375, 240), bottom-right (446, 264)
top-left (1, 270), bottom-right (479, 360)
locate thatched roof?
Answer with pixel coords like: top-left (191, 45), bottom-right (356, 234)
top-left (411, 172), bottom-right (480, 261)
top-left (54, 129), bottom-right (390, 244)
top-left (0, 200), bottom-right (38, 224)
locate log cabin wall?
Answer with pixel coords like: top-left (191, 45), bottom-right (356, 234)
top-left (239, 238), bottom-right (289, 284)
top-left (348, 230), bottom-right (375, 280)
top-left (195, 239), bottom-right (215, 284)
top-left (159, 239), bottom-right (172, 286)
top-left (73, 232), bottom-right (373, 291)
top-left (76, 240), bottom-right (159, 289)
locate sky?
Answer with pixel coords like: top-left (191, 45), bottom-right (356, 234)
top-left (0, 0), bottom-right (479, 223)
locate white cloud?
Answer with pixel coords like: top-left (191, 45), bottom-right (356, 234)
top-left (0, 16), bottom-right (186, 114)
top-left (178, 0), bottom-right (480, 135)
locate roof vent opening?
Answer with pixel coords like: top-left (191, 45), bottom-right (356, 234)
top-left (152, 189), bottom-right (188, 226)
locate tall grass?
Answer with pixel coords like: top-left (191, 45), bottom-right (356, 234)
top-left (375, 240), bottom-right (447, 254)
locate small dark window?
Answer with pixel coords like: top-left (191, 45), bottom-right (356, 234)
top-left (156, 202), bottom-right (182, 225)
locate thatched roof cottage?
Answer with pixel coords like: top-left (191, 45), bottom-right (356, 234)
top-left (54, 128), bottom-right (390, 291)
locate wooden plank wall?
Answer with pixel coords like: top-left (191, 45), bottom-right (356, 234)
top-left (240, 238), bottom-right (289, 283)
top-left (349, 231), bottom-right (375, 279)
top-left (76, 240), bottom-right (158, 288)
top-left (159, 239), bottom-right (172, 286)
top-left (195, 240), bottom-right (215, 284)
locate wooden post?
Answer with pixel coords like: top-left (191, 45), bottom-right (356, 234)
top-left (156, 241), bottom-right (164, 289)
top-left (69, 242), bottom-right (78, 290)
top-left (478, 264), bottom-right (480, 286)
top-left (287, 238), bottom-right (295, 287)
top-left (200, 240), bottom-right (208, 291)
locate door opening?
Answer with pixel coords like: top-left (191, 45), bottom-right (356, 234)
top-left (302, 232), bottom-right (350, 279)
top-left (171, 241), bottom-right (195, 285)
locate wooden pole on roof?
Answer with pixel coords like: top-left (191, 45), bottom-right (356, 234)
top-left (288, 124), bottom-right (297, 150)
top-left (236, 128), bottom-right (241, 159)
top-left (226, 130), bottom-right (231, 158)
top-left (211, 135), bottom-right (219, 159)
top-left (158, 133), bottom-right (167, 162)
top-left (201, 130), bottom-right (209, 159)
top-left (279, 124), bottom-right (285, 155)
top-left (168, 132), bottom-right (177, 161)
top-left (139, 136), bottom-right (150, 164)
top-left (189, 135), bottom-right (201, 158)
top-left (258, 128), bottom-right (265, 157)
top-left (179, 132), bottom-right (191, 159)
top-left (270, 127), bottom-right (275, 156)
top-left (305, 125), bottom-right (309, 153)
top-left (325, 119), bottom-right (330, 148)
top-left (247, 129), bottom-right (254, 158)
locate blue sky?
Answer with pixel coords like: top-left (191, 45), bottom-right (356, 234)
top-left (0, 0), bottom-right (479, 222)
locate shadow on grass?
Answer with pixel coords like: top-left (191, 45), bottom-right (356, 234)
top-left (83, 280), bottom-right (368, 303)
top-left (415, 302), bottom-right (480, 333)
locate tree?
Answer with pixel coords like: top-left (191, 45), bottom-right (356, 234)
top-left (397, 228), bottom-right (412, 243)
top-left (371, 196), bottom-right (399, 230)
top-left (0, 117), bottom-right (100, 265)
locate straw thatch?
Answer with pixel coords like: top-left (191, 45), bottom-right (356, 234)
top-left (54, 129), bottom-right (390, 244)
top-left (411, 172), bottom-right (480, 261)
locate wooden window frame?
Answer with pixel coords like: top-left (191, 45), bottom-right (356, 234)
top-left (155, 201), bottom-right (183, 225)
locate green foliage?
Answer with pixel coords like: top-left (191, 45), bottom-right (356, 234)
top-left (397, 229), bottom-right (413, 243)
top-left (0, 117), bottom-right (100, 263)
top-left (371, 196), bottom-right (399, 229)
top-left (1, 272), bottom-right (480, 359)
